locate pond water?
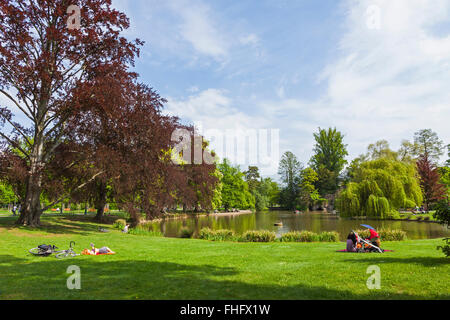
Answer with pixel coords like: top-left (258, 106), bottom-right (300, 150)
top-left (150, 211), bottom-right (450, 241)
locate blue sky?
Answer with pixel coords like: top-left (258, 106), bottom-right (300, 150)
top-left (4, 0), bottom-right (448, 178)
top-left (111, 0), bottom-right (450, 178)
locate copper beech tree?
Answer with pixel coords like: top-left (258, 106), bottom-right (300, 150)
top-left (0, 0), bottom-right (220, 226)
top-left (416, 153), bottom-right (447, 211)
top-left (0, 0), bottom-right (142, 226)
top-left (48, 79), bottom-right (177, 223)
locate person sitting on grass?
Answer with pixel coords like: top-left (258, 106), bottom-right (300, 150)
top-left (368, 229), bottom-right (381, 248)
top-left (346, 231), bottom-right (359, 252)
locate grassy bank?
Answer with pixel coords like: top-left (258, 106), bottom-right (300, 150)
top-left (0, 215), bottom-right (449, 300)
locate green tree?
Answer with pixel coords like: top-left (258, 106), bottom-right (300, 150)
top-left (268, 180), bottom-right (281, 207)
top-left (297, 168), bottom-right (322, 211)
top-left (254, 178), bottom-right (271, 211)
top-left (310, 128), bottom-right (348, 196)
top-left (0, 181), bottom-right (15, 206)
top-left (438, 167), bottom-right (450, 197)
top-left (398, 140), bottom-right (417, 162)
top-left (278, 151), bottom-right (302, 209)
top-left (367, 140), bottom-right (399, 160)
top-left (413, 129), bottom-right (444, 161)
top-left (244, 166), bottom-right (261, 193)
top-left (434, 201), bottom-right (450, 257)
top-left (336, 158), bottom-right (423, 219)
top-left (218, 159), bottom-right (255, 211)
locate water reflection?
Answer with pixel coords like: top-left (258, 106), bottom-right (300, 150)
top-left (150, 211), bottom-right (450, 240)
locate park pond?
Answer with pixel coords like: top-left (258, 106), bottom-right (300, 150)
top-left (147, 211), bottom-right (450, 241)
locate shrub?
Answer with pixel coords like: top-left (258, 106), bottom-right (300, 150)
top-left (355, 229), bottom-right (406, 241)
top-left (423, 216), bottom-right (431, 221)
top-left (354, 229), bottom-right (370, 239)
top-left (240, 230), bottom-right (276, 242)
top-left (437, 238), bottom-right (450, 257)
top-left (318, 231), bottom-right (340, 243)
top-left (281, 231), bottom-right (340, 243)
top-left (179, 227), bottom-right (194, 239)
top-left (280, 232), bottom-right (303, 242)
top-left (378, 229), bottom-right (407, 241)
top-left (416, 216), bottom-right (423, 221)
top-left (113, 219), bottom-right (127, 230)
top-left (199, 228), bottom-right (235, 241)
top-left (434, 201), bottom-right (450, 226)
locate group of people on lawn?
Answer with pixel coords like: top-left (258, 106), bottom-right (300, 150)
top-left (346, 229), bottom-right (381, 252)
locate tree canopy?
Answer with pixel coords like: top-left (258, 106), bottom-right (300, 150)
top-left (413, 129), bottom-right (445, 162)
top-left (337, 158), bottom-right (423, 218)
top-left (218, 159), bottom-right (254, 211)
top-left (310, 127), bottom-right (348, 195)
top-left (278, 151), bottom-right (302, 209)
top-left (416, 154), bottom-right (447, 210)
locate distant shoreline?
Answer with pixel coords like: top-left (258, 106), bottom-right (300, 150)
top-left (141, 210), bottom-right (254, 224)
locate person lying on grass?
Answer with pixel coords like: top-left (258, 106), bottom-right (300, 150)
top-left (82, 243), bottom-right (116, 255)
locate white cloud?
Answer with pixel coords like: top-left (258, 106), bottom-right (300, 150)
top-left (165, 89), bottom-right (280, 174)
top-left (265, 0), bottom-right (450, 165)
top-left (239, 34), bottom-right (260, 46)
top-left (168, 0), bottom-right (229, 60)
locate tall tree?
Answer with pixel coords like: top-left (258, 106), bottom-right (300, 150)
top-left (398, 140), bottom-right (417, 162)
top-left (0, 0), bottom-right (142, 226)
top-left (244, 166), bottom-right (261, 193)
top-left (413, 129), bottom-right (444, 162)
top-left (297, 167), bottom-right (321, 211)
top-left (310, 128), bottom-right (348, 196)
top-left (278, 151), bottom-right (302, 209)
top-left (0, 181), bottom-right (15, 205)
top-left (268, 180), bottom-right (280, 207)
top-left (416, 154), bottom-right (447, 211)
top-left (367, 140), bottom-right (398, 160)
top-left (218, 159), bottom-right (254, 211)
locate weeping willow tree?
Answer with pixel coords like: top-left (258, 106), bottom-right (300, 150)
top-left (337, 158), bottom-right (423, 218)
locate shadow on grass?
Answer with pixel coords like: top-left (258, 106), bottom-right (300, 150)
top-left (0, 255), bottom-right (448, 300)
top-left (0, 215), bottom-right (119, 236)
top-left (342, 256), bottom-right (450, 267)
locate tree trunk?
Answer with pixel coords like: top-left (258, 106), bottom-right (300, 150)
top-left (94, 182), bottom-right (107, 222)
top-left (17, 138), bottom-right (45, 227)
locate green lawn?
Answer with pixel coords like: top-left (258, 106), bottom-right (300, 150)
top-left (0, 215), bottom-right (449, 300)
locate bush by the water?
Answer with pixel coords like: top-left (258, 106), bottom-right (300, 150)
top-left (437, 238), bottom-right (450, 258)
top-left (179, 227), bottom-right (194, 239)
top-left (113, 219), bottom-right (127, 230)
top-left (318, 231), bottom-right (340, 242)
top-left (354, 229), bottom-right (407, 241)
top-left (199, 228), bottom-right (236, 241)
top-left (280, 231), bottom-right (339, 243)
top-left (240, 230), bottom-right (276, 242)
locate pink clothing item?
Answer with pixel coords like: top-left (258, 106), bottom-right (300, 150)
top-left (369, 229), bottom-right (379, 239)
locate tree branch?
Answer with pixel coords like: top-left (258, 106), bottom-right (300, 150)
top-left (41, 170), bottom-right (106, 212)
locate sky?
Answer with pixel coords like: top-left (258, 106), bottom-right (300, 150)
top-left (3, 0), bottom-right (450, 179)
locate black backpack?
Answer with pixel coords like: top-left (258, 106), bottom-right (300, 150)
top-left (38, 245), bottom-right (56, 252)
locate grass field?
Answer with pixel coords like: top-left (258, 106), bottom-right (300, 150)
top-left (0, 215), bottom-right (449, 300)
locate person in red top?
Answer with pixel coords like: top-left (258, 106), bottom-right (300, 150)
top-left (368, 229), bottom-right (381, 248)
